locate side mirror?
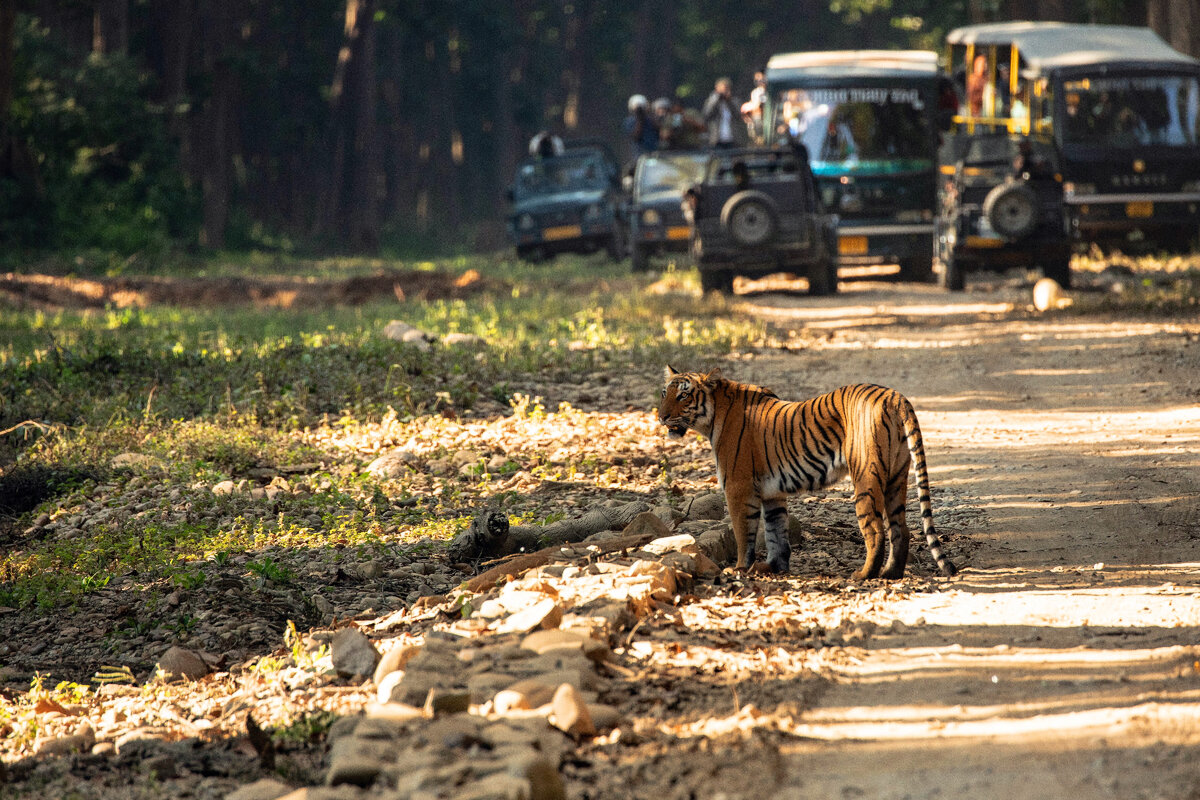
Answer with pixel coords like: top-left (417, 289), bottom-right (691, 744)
top-left (622, 175), bottom-right (633, 192)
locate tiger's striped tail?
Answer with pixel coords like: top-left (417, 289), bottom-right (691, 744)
top-left (898, 396), bottom-right (958, 577)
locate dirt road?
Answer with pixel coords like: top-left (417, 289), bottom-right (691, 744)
top-left (581, 280), bottom-right (1200, 799)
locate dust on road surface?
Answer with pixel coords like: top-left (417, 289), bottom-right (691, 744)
top-left (582, 279), bottom-right (1200, 800)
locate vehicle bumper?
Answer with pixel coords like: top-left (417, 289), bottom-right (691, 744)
top-left (630, 222), bottom-right (692, 252)
top-left (1066, 196), bottom-right (1200, 243)
top-left (511, 221), bottom-right (617, 253)
top-left (835, 223), bottom-right (935, 262)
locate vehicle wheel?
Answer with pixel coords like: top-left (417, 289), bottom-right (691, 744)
top-left (700, 268), bottom-right (735, 294)
top-left (720, 191), bottom-right (779, 247)
top-left (631, 243), bottom-right (650, 272)
top-left (605, 228), bottom-right (626, 262)
top-left (983, 181), bottom-right (1038, 240)
top-left (1042, 255), bottom-right (1072, 289)
top-left (517, 245), bottom-right (547, 263)
top-left (808, 259), bottom-right (838, 296)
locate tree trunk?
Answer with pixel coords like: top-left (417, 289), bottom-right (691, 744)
top-left (92, 0), bottom-right (129, 55)
top-left (0, 0), bottom-right (12, 118)
top-left (195, 2), bottom-right (238, 250)
top-left (0, 0), bottom-right (42, 202)
top-left (321, 0), bottom-right (381, 250)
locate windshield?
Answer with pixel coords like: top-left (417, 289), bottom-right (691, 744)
top-left (635, 154), bottom-right (707, 196)
top-left (513, 152), bottom-right (611, 199)
top-left (1060, 74), bottom-right (1200, 147)
top-left (772, 86), bottom-right (933, 171)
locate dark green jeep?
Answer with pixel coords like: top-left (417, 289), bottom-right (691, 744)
top-left (683, 146), bottom-right (839, 295)
top-left (506, 143), bottom-right (625, 262)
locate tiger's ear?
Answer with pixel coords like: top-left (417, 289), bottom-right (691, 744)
top-left (664, 365), bottom-right (680, 381)
top-left (702, 367), bottom-right (723, 384)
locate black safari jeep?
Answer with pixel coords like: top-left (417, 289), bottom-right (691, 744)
top-left (936, 134), bottom-right (1072, 290)
top-left (506, 142), bottom-right (625, 262)
top-left (683, 147), bottom-right (839, 294)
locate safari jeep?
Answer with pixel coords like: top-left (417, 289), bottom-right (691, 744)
top-left (936, 133), bottom-right (1072, 290)
top-left (683, 146), bottom-right (839, 295)
top-left (506, 142), bottom-right (625, 262)
top-left (626, 150), bottom-right (708, 272)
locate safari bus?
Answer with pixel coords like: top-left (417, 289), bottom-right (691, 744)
top-left (944, 22), bottom-right (1200, 256)
top-left (763, 50), bottom-right (945, 282)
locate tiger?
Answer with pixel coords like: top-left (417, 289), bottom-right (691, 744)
top-left (658, 366), bottom-right (958, 580)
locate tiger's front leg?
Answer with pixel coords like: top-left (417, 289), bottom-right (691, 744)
top-left (725, 487), bottom-right (761, 570)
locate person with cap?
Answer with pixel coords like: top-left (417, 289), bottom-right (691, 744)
top-left (623, 94), bottom-right (659, 159)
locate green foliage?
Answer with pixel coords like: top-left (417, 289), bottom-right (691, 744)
top-left (1, 16), bottom-right (199, 259)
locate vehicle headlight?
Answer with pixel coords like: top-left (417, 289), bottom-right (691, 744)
top-left (641, 209), bottom-right (661, 226)
top-left (518, 214), bottom-right (535, 230)
top-left (1183, 180), bottom-right (1200, 192)
top-left (1063, 182), bottom-right (1094, 198)
top-left (896, 210), bottom-right (924, 223)
top-left (583, 204), bottom-right (602, 222)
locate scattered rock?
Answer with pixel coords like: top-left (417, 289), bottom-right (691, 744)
top-left (157, 646), bottom-right (210, 682)
top-left (683, 492), bottom-right (727, 521)
top-left (441, 332), bottom-right (487, 348)
top-left (548, 683), bottom-right (595, 737)
top-left (520, 629), bottom-right (608, 662)
top-left (225, 778), bottom-right (294, 800)
top-left (382, 320), bottom-right (434, 349)
top-left (493, 598), bottom-right (563, 634)
top-left (364, 450), bottom-right (417, 479)
top-left (620, 511), bottom-right (672, 539)
top-left (325, 736), bottom-right (396, 787)
top-left (35, 724), bottom-right (95, 756)
top-left (373, 643), bottom-right (422, 685)
top-left (330, 628), bottom-right (380, 682)
top-left (423, 687), bottom-right (471, 716)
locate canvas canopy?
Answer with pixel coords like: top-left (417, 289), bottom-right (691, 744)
top-left (947, 22), bottom-right (1199, 74)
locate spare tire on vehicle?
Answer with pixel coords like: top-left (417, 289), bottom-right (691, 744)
top-left (720, 190), bottom-right (779, 247)
top-left (982, 181), bottom-right (1039, 240)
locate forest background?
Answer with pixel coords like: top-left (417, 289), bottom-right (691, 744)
top-left (0, 0), bottom-right (1196, 265)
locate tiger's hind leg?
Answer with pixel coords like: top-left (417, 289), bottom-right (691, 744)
top-left (761, 498), bottom-right (791, 574)
top-left (852, 479), bottom-right (889, 581)
top-left (879, 471), bottom-right (911, 579)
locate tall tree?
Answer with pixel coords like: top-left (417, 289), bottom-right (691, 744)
top-left (322, 0), bottom-right (381, 250)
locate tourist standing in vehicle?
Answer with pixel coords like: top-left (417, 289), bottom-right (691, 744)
top-left (702, 77), bottom-right (740, 148)
top-left (966, 54), bottom-right (988, 115)
top-left (661, 97), bottom-right (705, 150)
top-left (623, 94), bottom-right (659, 159)
top-left (528, 130), bottom-right (564, 159)
top-left (741, 71), bottom-right (767, 143)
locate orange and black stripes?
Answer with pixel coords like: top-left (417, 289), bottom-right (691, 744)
top-left (659, 367), bottom-right (959, 579)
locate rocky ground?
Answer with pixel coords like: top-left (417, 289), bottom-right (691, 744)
top-left (3, 270), bottom-right (1200, 799)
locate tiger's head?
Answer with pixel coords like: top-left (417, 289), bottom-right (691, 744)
top-left (658, 365), bottom-right (720, 438)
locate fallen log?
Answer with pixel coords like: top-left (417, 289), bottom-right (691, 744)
top-left (447, 501), bottom-right (650, 565)
top-left (464, 532), bottom-right (659, 593)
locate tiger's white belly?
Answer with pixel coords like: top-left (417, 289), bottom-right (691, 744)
top-left (758, 462), bottom-right (848, 498)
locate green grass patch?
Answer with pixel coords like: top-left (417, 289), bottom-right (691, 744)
top-left (0, 253), bottom-right (761, 609)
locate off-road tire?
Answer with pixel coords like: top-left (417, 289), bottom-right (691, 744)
top-left (631, 243), bottom-right (650, 272)
top-left (699, 268), bottom-right (735, 294)
top-left (720, 191), bottom-right (779, 247)
top-left (983, 181), bottom-right (1039, 240)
